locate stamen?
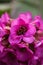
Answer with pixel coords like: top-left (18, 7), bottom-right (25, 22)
top-left (17, 26), bottom-right (27, 35)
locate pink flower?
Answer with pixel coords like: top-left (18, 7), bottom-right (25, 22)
top-left (33, 16), bottom-right (43, 31)
top-left (33, 16), bottom-right (43, 41)
top-left (0, 13), bottom-right (10, 47)
top-left (0, 12), bottom-right (43, 65)
top-left (12, 43), bottom-right (33, 62)
top-left (0, 48), bottom-right (19, 65)
top-left (0, 12), bottom-right (10, 37)
top-left (35, 41), bottom-right (43, 57)
top-left (9, 13), bottom-right (36, 45)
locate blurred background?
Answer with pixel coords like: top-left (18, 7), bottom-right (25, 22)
top-left (0, 0), bottom-right (43, 18)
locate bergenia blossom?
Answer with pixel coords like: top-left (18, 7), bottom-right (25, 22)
top-left (0, 12), bottom-right (43, 65)
top-left (13, 43), bottom-right (33, 62)
top-left (33, 16), bottom-right (43, 31)
top-left (9, 12), bottom-right (36, 45)
top-left (0, 13), bottom-right (10, 48)
top-left (33, 16), bottom-right (43, 41)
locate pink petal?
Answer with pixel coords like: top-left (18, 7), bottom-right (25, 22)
top-left (40, 22), bottom-right (43, 31)
top-left (0, 27), bottom-right (5, 37)
top-left (28, 24), bottom-right (36, 35)
top-left (1, 12), bottom-right (10, 23)
top-left (19, 12), bottom-right (32, 24)
top-left (0, 44), bottom-right (4, 52)
top-left (23, 36), bottom-right (35, 43)
top-left (9, 35), bottom-right (22, 45)
top-left (11, 18), bottom-right (18, 26)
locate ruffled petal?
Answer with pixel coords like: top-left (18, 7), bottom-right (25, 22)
top-left (23, 36), bottom-right (35, 43)
top-left (1, 12), bottom-right (10, 23)
top-left (19, 12), bottom-right (32, 24)
top-left (9, 35), bottom-right (22, 45)
top-left (28, 24), bottom-right (36, 35)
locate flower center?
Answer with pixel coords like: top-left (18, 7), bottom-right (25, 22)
top-left (17, 26), bottom-right (27, 35)
top-left (2, 34), bottom-right (10, 47)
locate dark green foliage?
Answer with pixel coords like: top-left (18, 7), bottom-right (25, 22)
top-left (0, 0), bottom-right (11, 3)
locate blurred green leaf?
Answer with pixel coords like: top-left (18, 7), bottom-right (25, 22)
top-left (0, 9), bottom-right (11, 16)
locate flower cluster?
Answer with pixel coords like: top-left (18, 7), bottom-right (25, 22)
top-left (0, 12), bottom-right (43, 65)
